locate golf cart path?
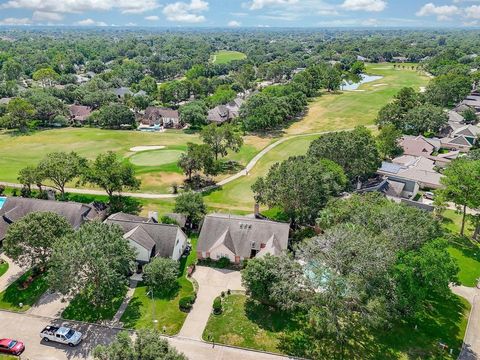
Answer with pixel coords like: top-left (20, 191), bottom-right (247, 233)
top-left (0, 128), bottom-right (361, 199)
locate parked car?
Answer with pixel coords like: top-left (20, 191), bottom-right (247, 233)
top-left (40, 325), bottom-right (83, 347)
top-left (0, 338), bottom-right (25, 355)
top-left (424, 192), bottom-right (435, 200)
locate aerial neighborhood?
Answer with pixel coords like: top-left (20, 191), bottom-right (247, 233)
top-left (0, 13), bottom-right (480, 360)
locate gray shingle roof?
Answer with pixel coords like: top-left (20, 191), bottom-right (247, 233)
top-left (105, 214), bottom-right (184, 258)
top-left (0, 197), bottom-right (104, 241)
top-left (198, 214), bottom-right (290, 258)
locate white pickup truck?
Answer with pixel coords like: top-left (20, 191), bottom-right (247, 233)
top-left (40, 326), bottom-right (83, 347)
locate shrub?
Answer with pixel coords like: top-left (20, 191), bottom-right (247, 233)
top-left (221, 291), bottom-right (225, 297)
top-left (179, 295), bottom-right (196, 312)
top-left (216, 256), bottom-right (231, 269)
top-left (213, 296), bottom-right (222, 315)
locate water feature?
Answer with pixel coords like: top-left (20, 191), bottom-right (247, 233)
top-left (341, 73), bottom-right (383, 91)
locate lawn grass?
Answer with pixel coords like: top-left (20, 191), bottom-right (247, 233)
top-left (210, 50), bottom-right (246, 64)
top-left (204, 293), bottom-right (470, 359)
top-left (0, 270), bottom-right (49, 311)
top-left (120, 236), bottom-right (198, 335)
top-left (129, 149), bottom-right (185, 167)
top-left (0, 261), bottom-right (9, 278)
top-left (61, 286), bottom-right (128, 322)
top-left (0, 355), bottom-right (18, 360)
top-left (442, 209), bottom-right (480, 287)
top-left (287, 63), bottom-right (429, 135)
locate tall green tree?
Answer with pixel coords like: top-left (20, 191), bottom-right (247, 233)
top-left (377, 123), bottom-right (402, 159)
top-left (95, 104), bottom-right (136, 129)
top-left (4, 212), bottom-right (73, 270)
top-left (177, 143), bottom-right (215, 181)
top-left (200, 123), bottom-right (243, 160)
top-left (93, 329), bottom-right (187, 360)
top-left (174, 191), bottom-right (206, 228)
top-left (37, 152), bottom-right (87, 197)
top-left (48, 222), bottom-right (136, 306)
top-left (253, 156), bottom-right (347, 225)
top-left (0, 98), bottom-right (35, 132)
top-left (307, 126), bottom-right (381, 184)
top-left (32, 67), bottom-right (59, 88)
top-left (2, 59), bottom-right (22, 81)
top-left (84, 151), bottom-right (140, 198)
top-left (143, 258), bottom-right (179, 295)
top-left (179, 101), bottom-right (208, 128)
top-left (439, 158), bottom-right (480, 236)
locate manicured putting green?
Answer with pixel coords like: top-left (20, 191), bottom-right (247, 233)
top-left (130, 149), bottom-right (184, 166)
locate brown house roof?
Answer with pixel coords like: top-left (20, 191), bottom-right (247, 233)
top-left (69, 105), bottom-right (92, 121)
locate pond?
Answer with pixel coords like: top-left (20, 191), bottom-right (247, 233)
top-left (341, 73), bottom-right (383, 91)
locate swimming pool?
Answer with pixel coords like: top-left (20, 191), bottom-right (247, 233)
top-left (0, 197), bottom-right (6, 209)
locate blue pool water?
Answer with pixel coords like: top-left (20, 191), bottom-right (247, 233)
top-left (0, 197), bottom-right (6, 209)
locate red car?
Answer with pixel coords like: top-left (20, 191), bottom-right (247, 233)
top-left (0, 338), bottom-right (25, 356)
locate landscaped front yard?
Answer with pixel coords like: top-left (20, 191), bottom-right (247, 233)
top-left (61, 286), bottom-right (128, 323)
top-left (203, 293), bottom-right (470, 359)
top-left (121, 237), bottom-right (198, 335)
top-left (0, 260), bottom-right (9, 278)
top-left (0, 270), bottom-right (48, 311)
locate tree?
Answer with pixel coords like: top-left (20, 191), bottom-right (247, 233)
top-left (240, 92), bottom-right (290, 132)
top-left (2, 59), bottom-right (22, 81)
top-left (86, 60), bottom-right (106, 74)
top-left (235, 64), bottom-right (256, 94)
top-left (439, 158), bottom-right (480, 236)
top-left (177, 143), bottom-right (215, 181)
top-left (404, 103), bottom-right (448, 135)
top-left (241, 254), bottom-right (307, 311)
top-left (200, 123), bottom-right (243, 160)
top-left (4, 212), bottom-right (73, 270)
top-left (37, 152), bottom-right (87, 197)
top-left (93, 329), bottom-right (187, 360)
top-left (84, 151), bottom-right (140, 198)
top-left (377, 123), bottom-right (402, 159)
top-left (252, 156), bottom-right (347, 225)
top-left (179, 101), bottom-right (208, 128)
top-left (143, 257), bottom-right (179, 294)
top-left (208, 85), bottom-right (236, 107)
top-left (174, 191), bottom-right (206, 228)
top-left (322, 67), bottom-right (342, 92)
top-left (17, 165), bottom-right (44, 192)
top-left (32, 67), bottom-right (59, 87)
top-left (0, 98), bottom-right (35, 132)
top-left (48, 221), bottom-right (136, 306)
top-left (307, 126), bottom-right (381, 184)
top-left (462, 107), bottom-right (478, 124)
top-left (95, 104), bottom-right (135, 129)
top-left (25, 90), bottom-right (66, 125)
top-left (425, 73), bottom-right (472, 106)
top-left (139, 75), bottom-right (158, 96)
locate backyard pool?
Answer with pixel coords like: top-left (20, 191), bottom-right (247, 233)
top-left (0, 197), bottom-right (6, 210)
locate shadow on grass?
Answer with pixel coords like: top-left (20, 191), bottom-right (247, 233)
top-left (61, 286), bottom-right (127, 323)
top-left (448, 234), bottom-right (480, 264)
top-left (0, 269), bottom-right (49, 310)
top-left (120, 297), bottom-right (142, 328)
top-left (244, 299), bottom-right (303, 333)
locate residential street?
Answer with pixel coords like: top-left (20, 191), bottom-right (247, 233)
top-left (0, 310), bottom-right (290, 360)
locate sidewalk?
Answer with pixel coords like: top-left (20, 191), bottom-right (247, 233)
top-left (110, 280), bottom-right (138, 326)
top-left (0, 254), bottom-right (24, 292)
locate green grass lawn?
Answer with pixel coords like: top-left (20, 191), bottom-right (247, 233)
top-left (204, 293), bottom-right (470, 359)
top-left (0, 261), bottom-right (9, 278)
top-left (0, 270), bottom-right (49, 311)
top-left (61, 286), bottom-right (128, 322)
top-left (442, 209), bottom-right (480, 287)
top-left (121, 237), bottom-right (197, 335)
top-left (0, 355), bottom-right (18, 360)
top-left (287, 63), bottom-right (429, 135)
top-left (210, 50), bottom-right (246, 64)
top-left (129, 149), bottom-right (185, 167)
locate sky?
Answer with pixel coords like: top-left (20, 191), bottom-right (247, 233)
top-left (0, 0), bottom-right (479, 28)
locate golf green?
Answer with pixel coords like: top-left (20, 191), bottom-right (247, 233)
top-left (129, 149), bottom-right (184, 166)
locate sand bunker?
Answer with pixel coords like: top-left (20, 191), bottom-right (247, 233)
top-left (419, 86), bottom-right (426, 93)
top-left (372, 83), bottom-right (388, 87)
top-left (129, 146), bottom-right (166, 152)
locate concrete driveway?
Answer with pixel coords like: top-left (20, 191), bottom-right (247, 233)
top-left (452, 285), bottom-right (480, 360)
top-left (178, 266), bottom-right (244, 340)
top-left (0, 254), bottom-right (24, 292)
top-left (28, 290), bottom-right (70, 318)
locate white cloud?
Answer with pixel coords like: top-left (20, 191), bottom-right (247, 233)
top-left (0, 0), bottom-right (159, 14)
top-left (75, 18), bottom-right (107, 26)
top-left (416, 3), bottom-right (460, 21)
top-left (248, 0), bottom-right (299, 10)
top-left (0, 17), bottom-right (32, 25)
top-left (341, 0), bottom-right (387, 12)
top-left (163, 0), bottom-right (208, 23)
top-left (145, 15), bottom-right (160, 21)
top-left (32, 11), bottom-right (63, 22)
top-left (465, 5), bottom-right (480, 18)
top-left (228, 20), bottom-right (241, 27)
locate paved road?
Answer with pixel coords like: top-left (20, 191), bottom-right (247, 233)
top-left (452, 285), bottom-right (480, 360)
top-left (0, 310), bottom-right (290, 360)
top-left (178, 266), bottom-right (244, 340)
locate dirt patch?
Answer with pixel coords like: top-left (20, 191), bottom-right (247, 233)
top-left (129, 145), bottom-right (166, 152)
top-left (140, 172), bottom-right (184, 189)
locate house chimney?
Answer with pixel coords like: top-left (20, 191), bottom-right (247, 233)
top-left (254, 203), bottom-right (260, 218)
top-left (148, 211), bottom-right (158, 222)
